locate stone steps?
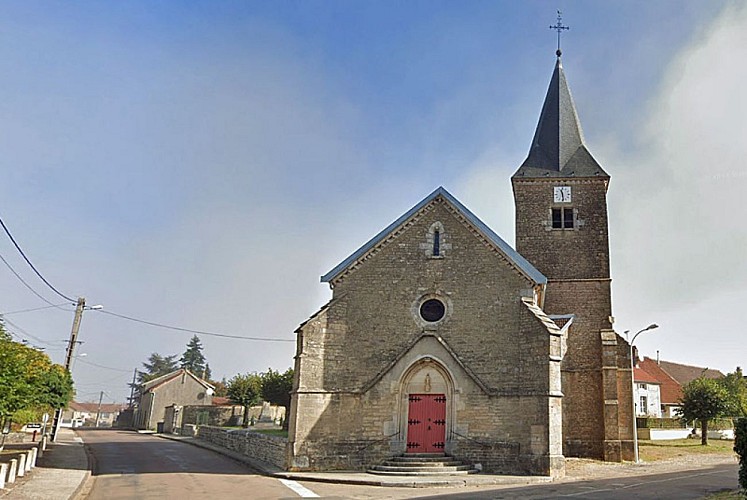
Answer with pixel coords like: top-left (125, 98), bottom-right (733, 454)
top-left (381, 460), bottom-right (465, 467)
top-left (368, 453), bottom-right (479, 476)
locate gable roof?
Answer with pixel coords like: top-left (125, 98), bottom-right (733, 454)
top-left (513, 57), bottom-right (608, 179)
top-left (639, 357), bottom-right (682, 405)
top-left (321, 186), bottom-right (546, 285)
top-left (69, 401), bottom-right (127, 413)
top-left (141, 368), bottom-right (214, 393)
top-left (634, 367), bottom-right (660, 385)
top-left (657, 360), bottom-right (724, 386)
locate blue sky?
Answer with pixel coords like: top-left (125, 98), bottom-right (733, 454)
top-left (0, 1), bottom-right (743, 403)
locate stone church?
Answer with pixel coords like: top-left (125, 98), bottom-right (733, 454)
top-left (287, 53), bottom-right (635, 477)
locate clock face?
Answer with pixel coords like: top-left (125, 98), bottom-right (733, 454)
top-left (553, 186), bottom-right (572, 203)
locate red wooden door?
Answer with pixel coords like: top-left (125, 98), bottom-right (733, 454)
top-left (406, 394), bottom-right (446, 453)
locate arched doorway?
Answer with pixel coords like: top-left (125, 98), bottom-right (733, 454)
top-left (400, 357), bottom-right (453, 454)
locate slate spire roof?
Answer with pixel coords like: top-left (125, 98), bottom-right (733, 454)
top-left (513, 56), bottom-right (608, 179)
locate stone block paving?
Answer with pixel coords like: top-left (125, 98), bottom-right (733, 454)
top-left (0, 429), bottom-right (88, 499)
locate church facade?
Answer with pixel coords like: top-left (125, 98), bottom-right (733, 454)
top-left (287, 54), bottom-right (634, 477)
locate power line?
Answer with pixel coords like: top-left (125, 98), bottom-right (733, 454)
top-left (97, 309), bottom-right (295, 343)
top-left (3, 317), bottom-right (63, 349)
top-left (0, 252), bottom-right (68, 308)
top-left (3, 328), bottom-right (54, 351)
top-left (75, 357), bottom-right (132, 373)
top-left (0, 215), bottom-right (76, 303)
top-left (75, 372), bottom-right (130, 387)
top-left (0, 303), bottom-right (71, 315)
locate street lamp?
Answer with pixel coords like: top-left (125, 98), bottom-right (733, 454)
top-left (629, 323), bottom-right (659, 463)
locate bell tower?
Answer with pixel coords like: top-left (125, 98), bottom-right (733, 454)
top-left (511, 51), bottom-right (634, 462)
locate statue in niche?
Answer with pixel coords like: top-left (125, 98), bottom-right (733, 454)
top-left (424, 373), bottom-right (431, 393)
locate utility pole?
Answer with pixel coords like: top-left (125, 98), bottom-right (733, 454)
top-left (50, 297), bottom-right (86, 442)
top-left (128, 369), bottom-right (138, 407)
top-left (95, 391), bottom-right (104, 428)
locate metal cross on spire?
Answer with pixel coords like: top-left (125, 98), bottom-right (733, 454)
top-left (549, 10), bottom-right (569, 57)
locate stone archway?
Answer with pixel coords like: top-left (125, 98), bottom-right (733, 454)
top-left (398, 357), bottom-right (455, 454)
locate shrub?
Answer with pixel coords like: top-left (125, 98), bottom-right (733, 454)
top-left (735, 418), bottom-right (747, 492)
top-left (637, 417), bottom-right (688, 429)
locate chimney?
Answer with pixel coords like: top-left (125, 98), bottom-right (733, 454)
top-left (656, 350), bottom-right (660, 365)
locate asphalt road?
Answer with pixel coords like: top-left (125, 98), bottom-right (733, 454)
top-left (387, 463), bottom-right (738, 499)
top-left (300, 463), bottom-right (739, 499)
top-left (79, 429), bottom-right (309, 499)
top-left (78, 430), bottom-right (739, 499)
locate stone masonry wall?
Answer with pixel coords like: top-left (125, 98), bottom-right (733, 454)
top-left (320, 200), bottom-right (541, 393)
top-left (512, 177), bottom-right (634, 461)
top-left (194, 425), bottom-right (287, 469)
top-left (289, 197), bottom-right (562, 475)
top-left (182, 405), bottom-right (244, 427)
top-left (513, 179), bottom-right (610, 281)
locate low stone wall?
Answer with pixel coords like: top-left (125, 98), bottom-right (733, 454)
top-left (1, 432), bottom-right (29, 444)
top-left (181, 404), bottom-right (285, 428)
top-left (194, 425), bottom-right (287, 469)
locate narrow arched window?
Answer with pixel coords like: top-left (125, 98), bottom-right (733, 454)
top-left (422, 221), bottom-right (447, 258)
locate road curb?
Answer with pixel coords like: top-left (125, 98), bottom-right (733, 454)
top-left (152, 432), bottom-right (553, 488)
top-left (153, 433), bottom-right (282, 476)
top-left (72, 431), bottom-right (94, 500)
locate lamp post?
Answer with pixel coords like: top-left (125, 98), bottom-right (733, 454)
top-left (629, 323), bottom-right (659, 463)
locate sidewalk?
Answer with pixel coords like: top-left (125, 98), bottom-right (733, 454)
top-left (1, 428), bottom-right (89, 500)
top-left (156, 433), bottom-right (553, 488)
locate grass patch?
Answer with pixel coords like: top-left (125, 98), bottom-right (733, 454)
top-left (639, 438), bottom-right (735, 462)
top-left (253, 429), bottom-right (288, 438)
top-left (702, 490), bottom-right (743, 499)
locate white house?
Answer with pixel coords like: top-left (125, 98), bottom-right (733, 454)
top-left (633, 366), bottom-right (662, 418)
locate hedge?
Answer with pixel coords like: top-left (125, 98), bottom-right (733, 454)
top-left (735, 418), bottom-right (747, 492)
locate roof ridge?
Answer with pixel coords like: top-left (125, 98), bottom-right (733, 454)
top-left (657, 358), bottom-right (715, 370)
top-left (321, 187), bottom-right (546, 285)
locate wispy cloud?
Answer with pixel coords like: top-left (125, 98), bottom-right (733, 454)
top-left (612, 2), bottom-right (747, 311)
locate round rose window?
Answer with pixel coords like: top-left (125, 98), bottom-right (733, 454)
top-left (420, 299), bottom-right (446, 322)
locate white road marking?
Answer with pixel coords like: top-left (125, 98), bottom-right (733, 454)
top-left (279, 479), bottom-right (320, 498)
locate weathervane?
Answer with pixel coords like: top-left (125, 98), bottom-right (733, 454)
top-left (549, 10), bottom-right (569, 57)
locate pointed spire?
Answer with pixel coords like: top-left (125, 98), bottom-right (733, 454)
top-left (513, 57), bottom-right (608, 178)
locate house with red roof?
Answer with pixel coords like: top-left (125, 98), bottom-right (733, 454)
top-left (62, 401), bottom-right (127, 428)
top-left (637, 357), bottom-right (724, 418)
top-left (633, 366), bottom-right (662, 418)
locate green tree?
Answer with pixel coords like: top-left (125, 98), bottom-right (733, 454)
top-left (226, 373), bottom-right (262, 427)
top-left (0, 327), bottom-right (74, 420)
top-left (678, 376), bottom-right (729, 445)
top-left (210, 377), bottom-right (228, 397)
top-left (720, 367), bottom-right (747, 417)
top-left (260, 368), bottom-right (294, 429)
top-left (138, 353), bottom-right (178, 383)
top-left (179, 335), bottom-right (207, 376)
